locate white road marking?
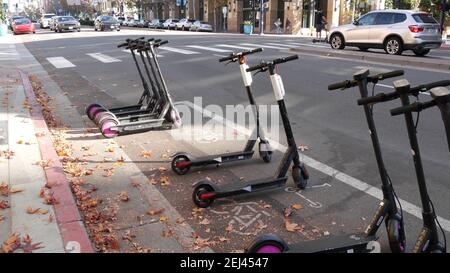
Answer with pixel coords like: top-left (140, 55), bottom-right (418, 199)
top-left (159, 46), bottom-right (200, 55)
top-left (87, 53), bottom-right (121, 63)
top-left (179, 100), bottom-right (450, 232)
top-left (264, 43), bottom-right (298, 48)
top-left (241, 43), bottom-right (287, 50)
top-left (46, 57), bottom-right (76, 68)
top-left (215, 44), bottom-right (257, 51)
top-left (287, 42), bottom-right (329, 48)
top-left (186, 45), bottom-right (232, 53)
top-left (121, 49), bottom-right (163, 58)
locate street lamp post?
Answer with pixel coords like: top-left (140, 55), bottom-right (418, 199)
top-left (259, 0), bottom-right (264, 35)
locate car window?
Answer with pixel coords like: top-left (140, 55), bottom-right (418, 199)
top-left (393, 13), bottom-right (407, 23)
top-left (374, 13), bottom-right (394, 25)
top-left (58, 17), bottom-right (75, 22)
top-left (412, 13), bottom-right (438, 24)
top-left (15, 18), bottom-right (31, 25)
top-left (102, 16), bottom-right (115, 21)
top-left (172, 20), bottom-right (179, 23)
top-left (357, 13), bottom-right (377, 26)
top-left (188, 19), bottom-right (196, 23)
top-left (44, 15), bottom-right (55, 19)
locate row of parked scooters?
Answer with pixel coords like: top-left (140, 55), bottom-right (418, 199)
top-left (86, 37), bottom-right (450, 253)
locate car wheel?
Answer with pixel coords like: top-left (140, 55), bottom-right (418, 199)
top-left (58, 28), bottom-right (62, 33)
top-left (358, 47), bottom-right (368, 52)
top-left (384, 37), bottom-right (403, 55)
top-left (330, 33), bottom-right (345, 50)
top-left (117, 29), bottom-right (120, 32)
top-left (413, 48), bottom-right (430, 56)
top-left (54, 29), bottom-right (57, 33)
top-left (94, 27), bottom-right (97, 31)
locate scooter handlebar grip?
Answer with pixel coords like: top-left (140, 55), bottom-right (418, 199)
top-left (273, 54), bottom-right (299, 65)
top-left (411, 80), bottom-right (450, 93)
top-left (246, 62), bottom-right (267, 72)
top-left (155, 40), bottom-right (168, 47)
top-left (328, 80), bottom-right (355, 91)
top-left (372, 70), bottom-right (404, 81)
top-left (243, 47), bottom-right (263, 55)
top-left (117, 42), bottom-right (128, 48)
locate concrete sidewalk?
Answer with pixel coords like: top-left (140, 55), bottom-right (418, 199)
top-left (0, 33), bottom-right (213, 253)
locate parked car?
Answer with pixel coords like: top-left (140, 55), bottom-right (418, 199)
top-left (190, 20), bottom-right (213, 32)
top-left (117, 17), bottom-right (126, 26)
top-left (149, 19), bottom-right (165, 29)
top-left (175, 18), bottom-right (196, 31)
top-left (9, 15), bottom-right (24, 30)
top-left (329, 10), bottom-right (442, 56)
top-left (137, 20), bottom-right (150, 28)
top-left (163, 19), bottom-right (179, 30)
top-left (54, 16), bottom-right (81, 33)
top-left (39, 13), bottom-right (56, 29)
top-left (49, 16), bottom-right (58, 31)
top-left (94, 15), bottom-right (120, 31)
top-left (12, 18), bottom-right (35, 35)
top-left (126, 19), bottom-right (137, 27)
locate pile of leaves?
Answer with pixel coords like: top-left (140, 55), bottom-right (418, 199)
top-left (0, 234), bottom-right (43, 253)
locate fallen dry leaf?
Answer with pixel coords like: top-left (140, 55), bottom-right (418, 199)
top-left (140, 151), bottom-right (152, 158)
top-left (291, 204), bottom-right (303, 210)
top-left (161, 229), bottom-right (173, 238)
top-left (199, 218), bottom-right (210, 225)
top-left (147, 208), bottom-right (165, 216)
top-left (0, 200), bottom-right (10, 209)
top-left (298, 144), bottom-right (309, 152)
top-left (159, 176), bottom-right (170, 186)
top-left (159, 215), bottom-right (168, 223)
top-left (158, 167), bottom-right (167, 172)
top-left (118, 191), bottom-right (129, 202)
top-left (26, 207), bottom-right (49, 215)
top-left (284, 207), bottom-right (293, 218)
top-left (285, 220), bottom-right (303, 232)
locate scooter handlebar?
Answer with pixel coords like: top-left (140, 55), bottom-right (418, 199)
top-left (272, 54), bottom-right (299, 65)
top-left (218, 48), bottom-right (263, 62)
top-left (368, 70), bottom-right (404, 83)
top-left (154, 40), bottom-right (168, 47)
top-left (246, 55), bottom-right (299, 72)
top-left (328, 80), bottom-right (356, 91)
top-left (410, 80), bottom-right (450, 94)
top-left (390, 100), bottom-right (437, 116)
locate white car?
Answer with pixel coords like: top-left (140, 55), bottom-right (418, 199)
top-left (40, 13), bottom-right (56, 29)
top-left (329, 10), bottom-right (442, 56)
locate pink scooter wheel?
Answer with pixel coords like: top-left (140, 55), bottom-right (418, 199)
top-left (101, 120), bottom-right (119, 138)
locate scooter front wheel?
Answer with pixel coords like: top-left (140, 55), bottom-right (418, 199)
top-left (171, 154), bottom-right (191, 175)
top-left (100, 119), bottom-right (119, 138)
top-left (246, 235), bottom-right (288, 253)
top-left (387, 219), bottom-right (406, 253)
top-left (292, 165), bottom-right (308, 189)
top-left (192, 184), bottom-right (215, 208)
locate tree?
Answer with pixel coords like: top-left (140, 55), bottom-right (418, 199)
top-left (0, 5), bottom-right (6, 24)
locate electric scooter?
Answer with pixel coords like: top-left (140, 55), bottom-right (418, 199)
top-left (86, 38), bottom-right (182, 138)
top-left (86, 37), bottom-right (154, 120)
top-left (328, 68), bottom-right (407, 253)
top-left (247, 69), bottom-right (409, 253)
top-left (370, 79), bottom-right (448, 253)
top-left (171, 48), bottom-right (274, 175)
top-left (191, 55), bottom-right (309, 208)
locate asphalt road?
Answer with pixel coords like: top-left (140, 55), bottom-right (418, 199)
top-left (17, 26), bottom-right (450, 252)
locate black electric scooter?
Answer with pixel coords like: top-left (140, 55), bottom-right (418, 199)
top-left (86, 38), bottom-right (182, 138)
top-left (328, 68), bottom-right (407, 253)
top-left (246, 78), bottom-right (450, 253)
top-left (86, 37), bottom-right (153, 120)
top-left (171, 48), bottom-right (273, 175)
top-left (191, 55), bottom-right (309, 208)
top-left (377, 80), bottom-right (448, 253)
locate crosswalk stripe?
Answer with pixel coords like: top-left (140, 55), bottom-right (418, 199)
top-left (264, 42), bottom-right (298, 48)
top-left (46, 57), bottom-right (76, 68)
top-left (286, 42), bottom-right (329, 48)
top-left (87, 53), bottom-right (121, 63)
top-left (186, 45), bottom-right (232, 52)
top-left (215, 44), bottom-right (257, 51)
top-left (121, 49), bottom-right (163, 58)
top-left (159, 46), bottom-right (200, 55)
top-left (240, 43), bottom-right (286, 50)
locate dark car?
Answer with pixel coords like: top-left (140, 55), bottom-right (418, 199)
top-left (54, 16), bottom-right (81, 32)
top-left (94, 15), bottom-right (120, 31)
top-left (149, 19), bottom-right (165, 29)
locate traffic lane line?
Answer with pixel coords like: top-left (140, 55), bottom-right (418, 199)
top-left (179, 101), bottom-right (450, 233)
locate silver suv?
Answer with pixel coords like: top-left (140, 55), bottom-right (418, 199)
top-left (329, 10), bottom-right (442, 56)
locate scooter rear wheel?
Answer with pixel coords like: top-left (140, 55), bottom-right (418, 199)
top-left (292, 165), bottom-right (308, 189)
top-left (246, 236), bottom-right (287, 253)
top-left (92, 107), bottom-right (109, 124)
top-left (259, 140), bottom-right (272, 163)
top-left (171, 154), bottom-right (191, 175)
top-left (86, 103), bottom-right (102, 120)
top-left (100, 119), bottom-right (119, 138)
top-left (192, 184), bottom-right (215, 208)
top-left (387, 219), bottom-right (406, 253)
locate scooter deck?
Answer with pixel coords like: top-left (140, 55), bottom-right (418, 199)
top-left (191, 150), bottom-right (255, 166)
top-left (117, 118), bottom-right (166, 132)
top-left (216, 176), bottom-right (287, 198)
top-left (285, 233), bottom-right (378, 253)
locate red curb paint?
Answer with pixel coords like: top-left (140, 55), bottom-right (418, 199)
top-left (19, 70), bottom-right (94, 253)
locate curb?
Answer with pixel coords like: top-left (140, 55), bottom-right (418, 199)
top-left (290, 46), bottom-right (450, 71)
top-left (19, 70), bottom-right (94, 253)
